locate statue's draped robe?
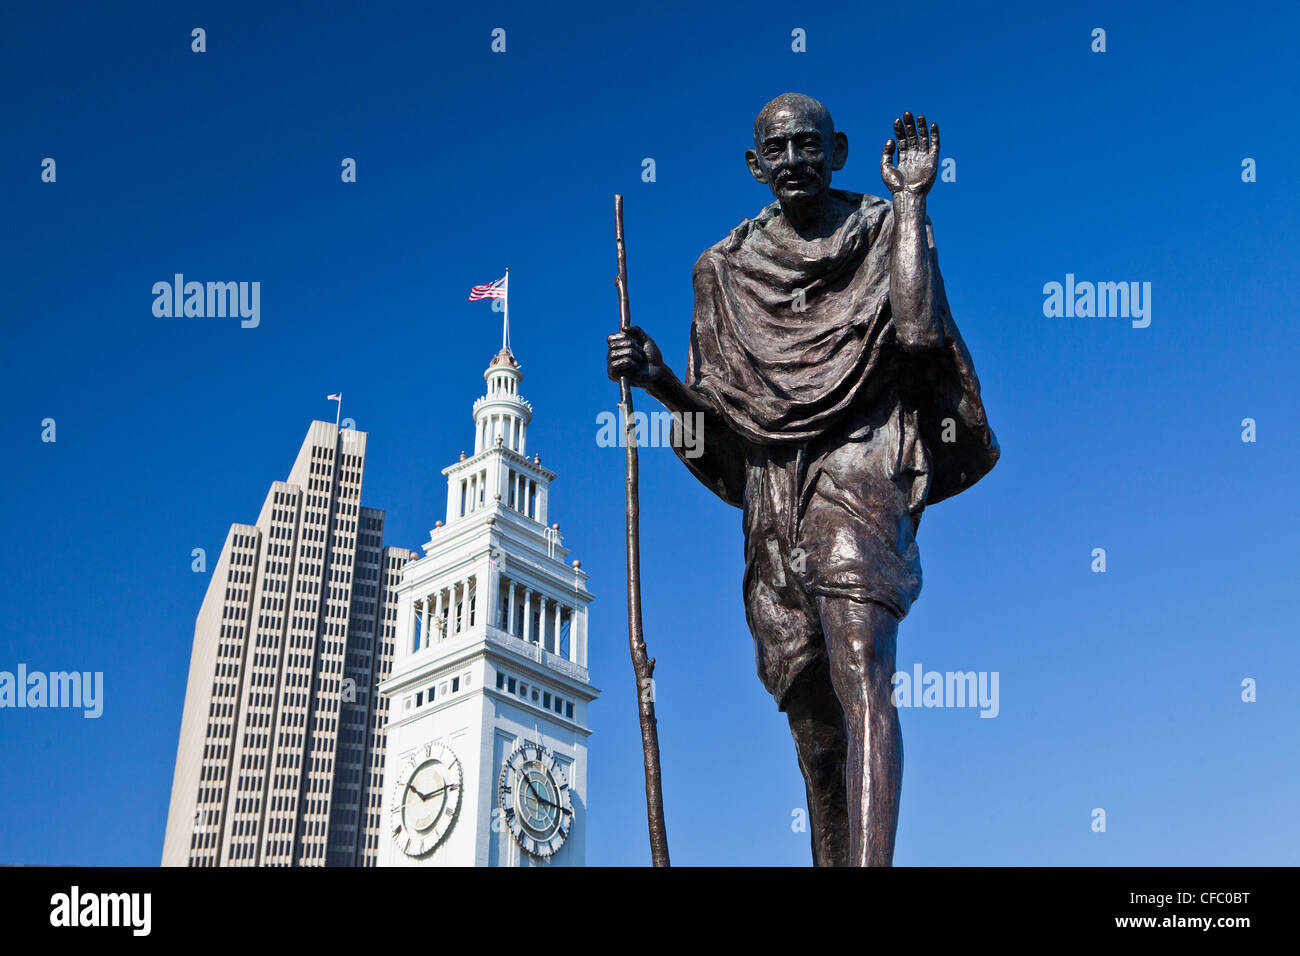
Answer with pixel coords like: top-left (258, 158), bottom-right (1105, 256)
top-left (672, 190), bottom-right (999, 705)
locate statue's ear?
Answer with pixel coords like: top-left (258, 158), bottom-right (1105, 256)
top-left (831, 131), bottom-right (849, 171)
top-left (745, 149), bottom-right (768, 184)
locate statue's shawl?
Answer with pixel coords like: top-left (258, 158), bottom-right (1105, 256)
top-left (681, 189), bottom-right (999, 508)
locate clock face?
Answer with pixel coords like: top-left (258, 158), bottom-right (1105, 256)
top-left (390, 741), bottom-right (462, 858)
top-left (498, 743), bottom-right (573, 859)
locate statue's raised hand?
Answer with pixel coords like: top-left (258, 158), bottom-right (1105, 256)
top-left (880, 111), bottom-right (939, 196)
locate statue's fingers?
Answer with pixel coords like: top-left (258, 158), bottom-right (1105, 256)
top-left (609, 354), bottom-right (637, 375)
top-left (929, 122), bottom-right (940, 155)
top-left (880, 139), bottom-right (896, 170)
top-left (915, 115), bottom-right (929, 150)
top-left (612, 344), bottom-right (647, 367)
top-left (903, 111), bottom-right (919, 150)
top-left (893, 117), bottom-right (908, 152)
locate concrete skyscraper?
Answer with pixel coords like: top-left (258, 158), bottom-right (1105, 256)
top-left (163, 421), bottom-right (414, 867)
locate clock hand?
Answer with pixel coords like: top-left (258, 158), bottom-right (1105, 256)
top-left (521, 778), bottom-right (564, 812)
top-left (523, 778), bottom-right (550, 808)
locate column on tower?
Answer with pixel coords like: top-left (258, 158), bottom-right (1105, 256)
top-left (506, 578), bottom-right (516, 635)
top-left (469, 572), bottom-right (479, 628)
top-left (568, 608), bottom-right (581, 664)
top-left (490, 442), bottom-right (504, 503)
top-left (522, 589), bottom-right (532, 644)
top-left (485, 563), bottom-right (499, 631)
top-left (553, 600), bottom-right (563, 655)
top-left (406, 596), bottom-right (418, 654)
top-left (538, 595), bottom-right (549, 651)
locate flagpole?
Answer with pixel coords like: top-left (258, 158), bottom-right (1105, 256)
top-left (335, 396), bottom-right (341, 429)
top-left (503, 268), bottom-right (510, 352)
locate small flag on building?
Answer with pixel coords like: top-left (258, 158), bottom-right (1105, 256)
top-left (468, 273), bottom-right (508, 302)
top-left (327, 393), bottom-right (342, 428)
top-left (327, 393), bottom-right (342, 401)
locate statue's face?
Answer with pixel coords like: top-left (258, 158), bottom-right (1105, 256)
top-left (747, 106), bottom-right (845, 206)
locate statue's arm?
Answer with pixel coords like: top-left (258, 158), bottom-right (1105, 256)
top-left (606, 326), bottom-right (748, 507)
top-left (606, 326), bottom-right (710, 418)
top-left (889, 196), bottom-right (943, 349)
top-left (880, 111), bottom-right (944, 350)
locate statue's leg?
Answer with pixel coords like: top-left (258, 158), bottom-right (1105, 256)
top-left (817, 595), bottom-right (902, 867)
top-left (783, 662), bottom-right (850, 866)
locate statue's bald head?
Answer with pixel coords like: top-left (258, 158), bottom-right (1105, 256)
top-left (746, 93), bottom-right (848, 213)
top-left (753, 93), bottom-right (834, 147)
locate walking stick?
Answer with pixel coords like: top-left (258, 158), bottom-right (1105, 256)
top-left (613, 194), bottom-right (670, 867)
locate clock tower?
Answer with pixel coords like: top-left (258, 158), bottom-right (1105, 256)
top-left (377, 346), bottom-right (598, 867)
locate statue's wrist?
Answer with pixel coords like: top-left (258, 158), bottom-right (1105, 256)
top-left (893, 190), bottom-right (926, 216)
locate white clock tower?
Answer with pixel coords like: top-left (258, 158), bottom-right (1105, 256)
top-left (377, 346), bottom-right (598, 867)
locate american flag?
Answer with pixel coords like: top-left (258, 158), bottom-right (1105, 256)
top-left (326, 393), bottom-right (342, 401)
top-left (468, 273), bottom-right (508, 302)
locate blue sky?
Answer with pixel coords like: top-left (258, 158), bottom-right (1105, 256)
top-left (2, 0), bottom-right (1297, 866)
